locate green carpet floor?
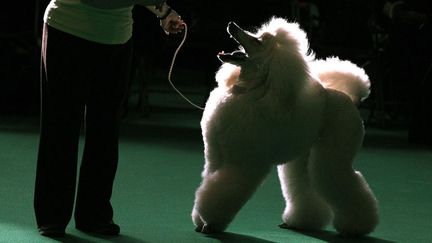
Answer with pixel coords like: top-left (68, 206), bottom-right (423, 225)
top-left (0, 109), bottom-right (431, 243)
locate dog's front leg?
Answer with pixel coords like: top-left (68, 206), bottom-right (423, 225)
top-left (192, 164), bottom-right (271, 233)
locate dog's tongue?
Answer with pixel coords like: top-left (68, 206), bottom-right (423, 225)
top-left (218, 50), bottom-right (247, 63)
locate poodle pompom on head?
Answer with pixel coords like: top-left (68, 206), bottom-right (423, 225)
top-left (217, 17), bottom-right (312, 93)
top-left (255, 18), bottom-right (311, 58)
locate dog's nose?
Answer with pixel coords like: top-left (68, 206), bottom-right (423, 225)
top-left (228, 21), bottom-right (239, 29)
top-left (227, 21), bottom-right (241, 35)
top-left (227, 22), bottom-right (234, 32)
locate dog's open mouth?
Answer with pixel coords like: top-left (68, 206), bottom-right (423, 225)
top-left (218, 50), bottom-right (247, 63)
top-left (217, 22), bottom-right (260, 65)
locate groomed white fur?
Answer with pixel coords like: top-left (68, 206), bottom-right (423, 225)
top-left (192, 17), bottom-right (379, 236)
top-left (310, 57), bottom-right (371, 103)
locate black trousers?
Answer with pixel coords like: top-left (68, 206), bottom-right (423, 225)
top-left (34, 25), bottom-right (133, 227)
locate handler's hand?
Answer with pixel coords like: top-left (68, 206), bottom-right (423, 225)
top-left (160, 10), bottom-right (185, 35)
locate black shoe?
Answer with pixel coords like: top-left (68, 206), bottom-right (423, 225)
top-left (38, 225), bottom-right (66, 237)
top-left (76, 220), bottom-right (120, 236)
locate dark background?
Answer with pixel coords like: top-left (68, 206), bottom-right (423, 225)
top-left (1, 0), bottom-right (431, 144)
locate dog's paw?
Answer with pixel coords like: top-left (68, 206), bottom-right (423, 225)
top-left (333, 211), bottom-right (378, 236)
top-left (279, 223), bottom-right (297, 230)
top-left (279, 222), bottom-right (313, 231)
top-left (281, 205), bottom-right (332, 231)
top-left (195, 224), bottom-right (219, 234)
top-left (192, 208), bottom-right (206, 230)
top-left (195, 224), bottom-right (204, 233)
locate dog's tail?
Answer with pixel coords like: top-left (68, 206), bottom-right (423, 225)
top-left (310, 57), bottom-right (371, 104)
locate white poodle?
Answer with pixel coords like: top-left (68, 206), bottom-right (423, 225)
top-left (192, 17), bottom-right (379, 237)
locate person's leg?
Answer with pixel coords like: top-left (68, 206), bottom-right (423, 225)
top-left (74, 39), bottom-right (133, 234)
top-left (34, 26), bottom-right (90, 234)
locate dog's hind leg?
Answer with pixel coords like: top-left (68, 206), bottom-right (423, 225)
top-left (192, 164), bottom-right (271, 233)
top-left (278, 153), bottom-right (332, 230)
top-left (308, 100), bottom-right (379, 236)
